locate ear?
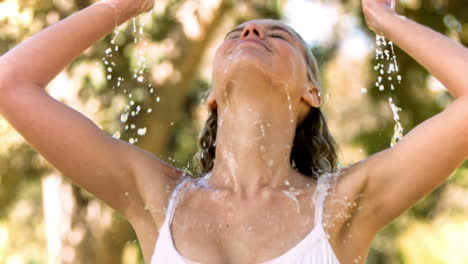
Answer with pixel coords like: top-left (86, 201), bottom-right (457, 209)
top-left (207, 92), bottom-right (217, 112)
top-left (301, 86), bottom-right (321, 108)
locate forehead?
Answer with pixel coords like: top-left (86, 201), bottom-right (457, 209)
top-left (239, 19), bottom-right (284, 27)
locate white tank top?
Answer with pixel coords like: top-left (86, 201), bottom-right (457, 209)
top-left (151, 174), bottom-right (341, 264)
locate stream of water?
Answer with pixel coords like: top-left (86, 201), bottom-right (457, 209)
top-left (375, 34), bottom-right (404, 147)
top-left (107, 12), bottom-right (155, 145)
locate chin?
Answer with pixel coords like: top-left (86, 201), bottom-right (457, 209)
top-left (223, 49), bottom-right (274, 81)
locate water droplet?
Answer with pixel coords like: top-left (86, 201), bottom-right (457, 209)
top-left (137, 76), bottom-right (144, 83)
top-left (137, 127), bottom-right (147, 136)
top-left (384, 50), bottom-right (390, 60)
top-left (147, 108), bottom-right (152, 113)
top-left (156, 97), bottom-right (160, 102)
top-left (107, 75), bottom-right (112, 80)
top-left (120, 113), bottom-right (129, 122)
top-left (267, 160), bottom-right (274, 167)
top-left (360, 88), bottom-right (367, 94)
top-left (112, 131), bottom-right (121, 139)
top-left (105, 48), bottom-right (112, 54)
top-left (388, 97), bottom-right (404, 147)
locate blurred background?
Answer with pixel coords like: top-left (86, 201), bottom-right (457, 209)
top-left (0, 0), bottom-right (467, 263)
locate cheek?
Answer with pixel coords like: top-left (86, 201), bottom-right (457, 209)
top-left (274, 44), bottom-right (307, 82)
top-left (212, 42), bottom-right (234, 71)
top-left (212, 48), bottom-right (224, 70)
top-left (212, 46), bottom-right (227, 78)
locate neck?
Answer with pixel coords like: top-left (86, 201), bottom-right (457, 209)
top-left (209, 79), bottom-right (303, 197)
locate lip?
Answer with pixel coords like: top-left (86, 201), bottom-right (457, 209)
top-left (235, 38), bottom-right (272, 52)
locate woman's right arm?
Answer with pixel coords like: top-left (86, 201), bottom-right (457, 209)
top-left (0, 0), bottom-right (181, 222)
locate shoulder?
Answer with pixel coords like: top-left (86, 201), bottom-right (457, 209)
top-left (126, 156), bottom-right (189, 228)
top-left (322, 161), bottom-right (370, 238)
top-left (323, 162), bottom-right (376, 260)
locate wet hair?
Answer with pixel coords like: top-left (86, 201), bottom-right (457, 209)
top-left (194, 21), bottom-right (338, 180)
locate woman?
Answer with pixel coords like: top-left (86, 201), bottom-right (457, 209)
top-left (0, 0), bottom-right (467, 263)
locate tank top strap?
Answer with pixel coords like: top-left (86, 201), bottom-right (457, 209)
top-left (166, 174), bottom-right (191, 225)
top-left (313, 175), bottom-right (330, 226)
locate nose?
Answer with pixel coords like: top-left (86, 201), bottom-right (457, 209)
top-left (240, 24), bottom-right (264, 39)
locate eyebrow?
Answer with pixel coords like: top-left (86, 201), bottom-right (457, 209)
top-left (224, 24), bottom-right (295, 40)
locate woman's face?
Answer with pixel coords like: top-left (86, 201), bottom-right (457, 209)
top-left (210, 19), bottom-right (317, 112)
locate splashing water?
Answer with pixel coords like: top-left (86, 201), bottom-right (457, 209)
top-left (388, 97), bottom-right (403, 147)
top-left (375, 34), bottom-right (404, 147)
top-left (281, 186), bottom-right (303, 214)
top-left (285, 85), bottom-right (295, 124)
top-left (107, 10), bottom-right (157, 142)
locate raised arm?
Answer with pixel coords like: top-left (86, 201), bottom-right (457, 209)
top-left (346, 0), bottom-right (468, 237)
top-left (0, 0), bottom-right (180, 222)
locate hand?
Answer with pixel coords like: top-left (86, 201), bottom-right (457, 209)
top-left (108, 0), bottom-right (154, 19)
top-left (362, 0), bottom-right (397, 34)
top-left (136, 0), bottom-right (154, 14)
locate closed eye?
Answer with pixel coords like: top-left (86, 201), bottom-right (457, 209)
top-left (269, 33), bottom-right (284, 39)
top-left (227, 34), bottom-right (240, 39)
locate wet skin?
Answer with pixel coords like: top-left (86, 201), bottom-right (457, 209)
top-left (133, 20), bottom-right (374, 264)
top-left (2, 0), bottom-right (467, 262)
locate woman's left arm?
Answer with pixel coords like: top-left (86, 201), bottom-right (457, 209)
top-left (350, 0), bottom-right (468, 237)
